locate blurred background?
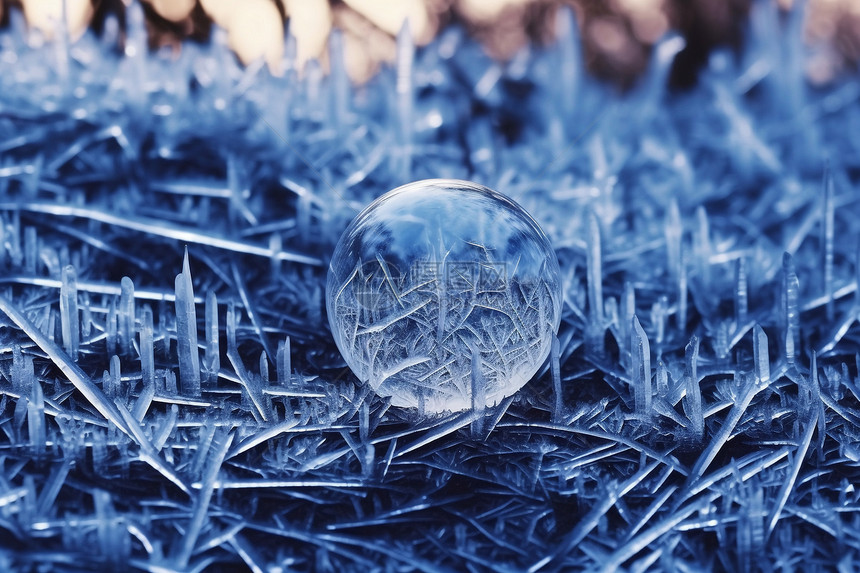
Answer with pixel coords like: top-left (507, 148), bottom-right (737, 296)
top-left (1, 0), bottom-right (857, 87)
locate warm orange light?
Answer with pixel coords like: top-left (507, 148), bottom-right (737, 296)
top-left (13, 0), bottom-right (860, 86)
top-left (201, 0), bottom-right (286, 74)
top-left (149, 0), bottom-right (196, 23)
top-left (456, 0), bottom-right (532, 24)
top-left (283, 0), bottom-right (333, 71)
top-left (199, 0), bottom-right (233, 24)
top-left (590, 17), bottom-right (629, 56)
top-left (21, 0), bottom-right (94, 42)
top-left (343, 0), bottom-right (432, 44)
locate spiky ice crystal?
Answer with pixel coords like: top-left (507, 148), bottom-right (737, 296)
top-left (327, 179), bottom-right (562, 412)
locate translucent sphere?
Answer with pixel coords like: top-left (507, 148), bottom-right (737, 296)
top-left (326, 179), bottom-right (562, 413)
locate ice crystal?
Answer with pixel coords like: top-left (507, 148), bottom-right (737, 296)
top-left (0, 0), bottom-right (859, 571)
top-left (326, 179), bottom-right (562, 413)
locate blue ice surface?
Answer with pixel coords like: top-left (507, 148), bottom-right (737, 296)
top-left (0, 0), bottom-right (859, 570)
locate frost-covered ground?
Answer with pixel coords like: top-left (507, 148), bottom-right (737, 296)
top-left (1, 1), bottom-right (860, 571)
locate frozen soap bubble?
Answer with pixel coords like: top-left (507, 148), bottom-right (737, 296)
top-left (327, 179), bottom-right (562, 413)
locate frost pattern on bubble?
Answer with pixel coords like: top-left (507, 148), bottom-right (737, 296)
top-left (327, 179), bottom-right (562, 412)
